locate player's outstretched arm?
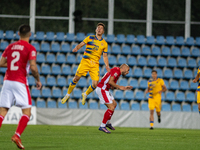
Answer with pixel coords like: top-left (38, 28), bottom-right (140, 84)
top-left (103, 53), bottom-right (110, 72)
top-left (72, 42), bottom-right (86, 52)
top-left (108, 76), bottom-right (125, 90)
top-left (0, 56), bottom-right (7, 67)
top-left (193, 73), bottom-right (199, 83)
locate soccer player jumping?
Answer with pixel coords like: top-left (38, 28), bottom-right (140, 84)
top-left (61, 23), bottom-right (110, 105)
top-left (96, 64), bottom-right (133, 133)
top-left (0, 24), bottom-right (42, 149)
top-left (145, 70), bottom-right (167, 130)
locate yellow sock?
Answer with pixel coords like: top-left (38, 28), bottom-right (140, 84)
top-left (150, 121), bottom-right (154, 127)
top-left (67, 81), bottom-right (77, 94)
top-left (85, 85), bottom-right (95, 95)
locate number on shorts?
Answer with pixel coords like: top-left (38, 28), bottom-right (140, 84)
top-left (10, 51), bottom-right (20, 70)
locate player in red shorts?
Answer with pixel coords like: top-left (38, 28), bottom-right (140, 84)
top-left (96, 64), bottom-right (133, 133)
top-left (0, 24), bottom-right (42, 149)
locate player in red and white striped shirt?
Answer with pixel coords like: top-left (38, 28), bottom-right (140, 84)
top-left (0, 24), bottom-right (42, 149)
top-left (96, 64), bottom-right (132, 133)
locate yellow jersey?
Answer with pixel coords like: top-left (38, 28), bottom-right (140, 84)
top-left (82, 35), bottom-right (108, 63)
top-left (197, 67), bottom-right (200, 91)
top-left (148, 78), bottom-right (164, 98)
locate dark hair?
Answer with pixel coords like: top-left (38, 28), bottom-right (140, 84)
top-left (18, 24), bottom-right (31, 37)
top-left (151, 70), bottom-right (157, 74)
top-left (97, 22), bottom-right (105, 30)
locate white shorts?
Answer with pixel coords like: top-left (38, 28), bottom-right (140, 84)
top-left (0, 80), bottom-right (32, 109)
top-left (95, 87), bottom-right (114, 104)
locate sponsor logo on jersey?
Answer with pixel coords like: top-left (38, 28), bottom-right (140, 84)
top-left (114, 73), bottom-right (118, 77)
top-left (101, 43), bottom-right (104, 46)
top-left (32, 51), bottom-right (36, 56)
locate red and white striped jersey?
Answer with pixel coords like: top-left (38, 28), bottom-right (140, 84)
top-left (97, 67), bottom-right (121, 91)
top-left (2, 40), bottom-right (36, 85)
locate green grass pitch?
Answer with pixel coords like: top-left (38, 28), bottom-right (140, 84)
top-left (0, 125), bottom-right (200, 150)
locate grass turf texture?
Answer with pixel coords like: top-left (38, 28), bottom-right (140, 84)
top-left (0, 125), bottom-right (200, 150)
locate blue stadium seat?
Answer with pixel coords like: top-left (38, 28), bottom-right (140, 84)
top-left (143, 67), bottom-right (152, 78)
top-left (173, 68), bottom-right (183, 79)
top-left (57, 76), bottom-right (67, 87)
top-left (182, 104), bottom-right (191, 112)
top-left (52, 87), bottom-right (62, 98)
top-left (41, 87), bottom-right (52, 98)
top-left (195, 37), bottom-right (200, 46)
top-left (166, 36), bottom-right (175, 45)
top-left (32, 100), bottom-right (35, 106)
top-left (147, 56), bottom-right (157, 67)
top-left (62, 87), bottom-right (68, 97)
top-left (119, 78), bottom-right (128, 87)
top-left (121, 45), bottom-right (131, 55)
top-left (191, 48), bottom-right (200, 57)
top-left (185, 37), bottom-right (194, 46)
top-left (106, 34), bottom-right (115, 43)
top-left (79, 101), bottom-right (88, 109)
top-left (129, 78), bottom-right (139, 89)
top-left (73, 88), bottom-right (82, 99)
top-left (47, 100), bottom-right (57, 108)
top-left (28, 75), bottom-right (35, 86)
top-left (157, 57), bottom-right (167, 67)
top-left (0, 67), bottom-right (7, 73)
top-left (5, 30), bottom-right (14, 40)
top-left (131, 102), bottom-right (140, 110)
top-left (126, 67), bottom-right (133, 77)
top-left (165, 91), bottom-right (175, 101)
top-left (146, 36), bottom-right (155, 45)
top-left (121, 102), bottom-right (130, 110)
top-left (151, 46), bottom-right (161, 56)
top-left (46, 76), bottom-right (56, 86)
top-left (124, 90), bottom-right (134, 100)
top-left (36, 99), bottom-right (46, 108)
top-left (116, 34), bottom-right (125, 44)
top-left (136, 35), bottom-right (145, 44)
top-left (117, 55), bottom-right (127, 65)
top-left (108, 55), bottom-right (117, 65)
top-left (134, 90), bottom-right (144, 100)
top-left (187, 58), bottom-right (197, 68)
top-left (46, 32), bottom-right (55, 41)
top-left (162, 103), bottom-right (171, 111)
top-left (86, 33), bottom-right (94, 37)
top-left (37, 53), bottom-right (45, 63)
top-left (167, 57), bottom-right (177, 68)
top-left (126, 34), bottom-right (135, 44)
top-left (133, 67), bottom-right (143, 77)
top-left (61, 65), bottom-right (71, 75)
top-left (186, 91), bottom-right (195, 102)
top-left (172, 104), bottom-right (181, 111)
top-left (162, 92), bottom-right (166, 101)
top-left (72, 65), bottom-right (78, 75)
top-left (141, 46), bottom-right (151, 55)
top-left (163, 79), bottom-right (169, 89)
top-left (66, 54), bottom-right (76, 64)
top-left (66, 33), bottom-right (75, 42)
top-left (189, 79), bottom-right (198, 90)
top-left (137, 56), bottom-right (147, 66)
top-left (51, 64), bottom-right (61, 75)
top-left (193, 69), bottom-right (197, 77)
top-left (156, 36), bottom-right (165, 45)
top-left (0, 30), bottom-right (4, 39)
top-left (56, 32), bottom-right (65, 41)
top-left (0, 74), bottom-right (3, 84)
top-left (51, 43), bottom-right (60, 52)
top-left (100, 103), bottom-right (107, 110)
top-left (56, 53), bottom-right (66, 64)
top-left (183, 69), bottom-right (193, 79)
top-left (58, 100), bottom-right (67, 108)
top-left (40, 76), bottom-right (46, 86)
top-left (14, 31), bottom-right (20, 40)
top-left (46, 53), bottom-right (56, 64)
top-left (127, 56), bottom-right (137, 66)
top-left (29, 32), bottom-right (35, 41)
top-left (107, 45), bottom-right (111, 54)
top-left (0, 41), bottom-right (9, 50)
top-left (76, 32), bottom-right (85, 42)
top-left (31, 87), bottom-right (41, 98)
top-left (69, 100), bottom-right (78, 109)
top-left (139, 78), bottom-right (148, 89)
top-left (77, 77), bottom-right (87, 87)
top-left (192, 104), bottom-right (198, 112)
top-left (177, 57), bottom-right (187, 68)
top-left (161, 46), bottom-right (171, 56)
top-left (76, 54), bottom-right (82, 64)
top-left (176, 36), bottom-right (184, 45)
top-left (89, 101), bottom-right (98, 109)
top-left (61, 43), bottom-right (70, 53)
top-left (169, 79), bottom-right (179, 90)
top-left (156, 68), bottom-right (163, 78)
top-left (41, 42), bottom-right (50, 52)
top-left (141, 103), bottom-right (149, 111)
top-left (112, 45), bottom-right (121, 54)
top-left (175, 91), bottom-right (185, 101)
top-left (171, 47), bottom-right (181, 56)
top-left (31, 42), bottom-right (40, 51)
top-left (41, 64), bottom-right (51, 75)
top-left (114, 90), bottom-right (124, 100)
top-left (181, 47), bottom-right (190, 57)
top-left (132, 45), bottom-right (141, 55)
top-left (99, 57), bottom-right (104, 65)
top-left (36, 31), bottom-right (45, 41)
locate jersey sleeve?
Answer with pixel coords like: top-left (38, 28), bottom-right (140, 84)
top-left (110, 68), bottom-right (119, 79)
top-left (103, 42), bottom-right (108, 53)
top-left (160, 79), bottom-right (165, 86)
top-left (83, 36), bottom-right (90, 44)
top-left (2, 45), bottom-right (9, 58)
top-left (147, 81), bottom-right (150, 88)
top-left (29, 46), bottom-right (37, 60)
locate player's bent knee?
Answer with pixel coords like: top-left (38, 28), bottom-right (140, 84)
top-left (73, 76), bottom-right (81, 82)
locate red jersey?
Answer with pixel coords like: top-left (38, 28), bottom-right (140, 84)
top-left (2, 40), bottom-right (36, 85)
top-left (98, 67), bottom-right (121, 91)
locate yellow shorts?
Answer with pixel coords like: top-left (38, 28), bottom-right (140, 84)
top-left (76, 58), bottom-right (100, 81)
top-left (148, 94), bottom-right (161, 112)
top-left (197, 92), bottom-right (200, 104)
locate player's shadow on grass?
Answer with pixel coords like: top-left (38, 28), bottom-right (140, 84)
top-left (26, 145), bottom-right (65, 149)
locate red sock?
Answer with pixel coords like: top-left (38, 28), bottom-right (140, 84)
top-left (15, 115), bottom-right (29, 137)
top-left (0, 115), bottom-right (4, 128)
top-left (102, 109), bottom-right (114, 124)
